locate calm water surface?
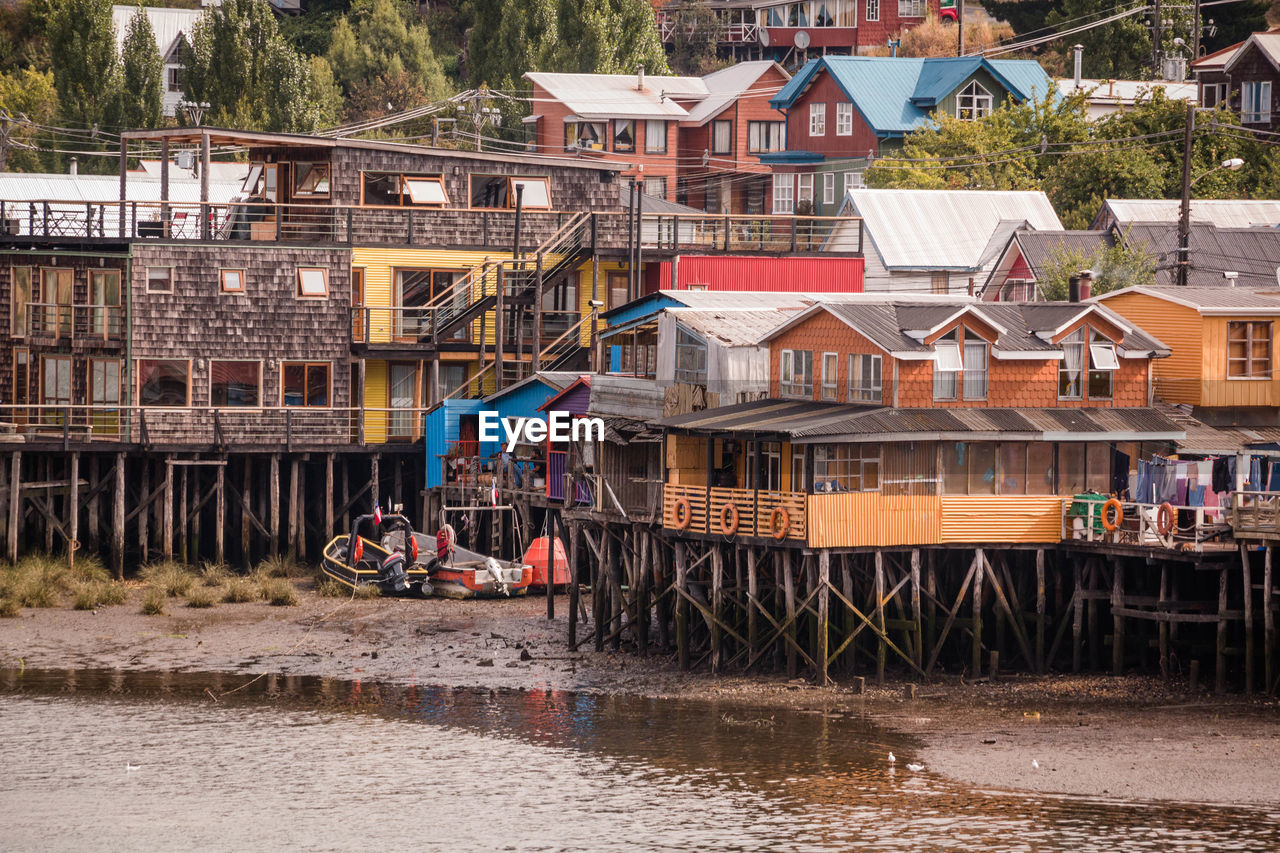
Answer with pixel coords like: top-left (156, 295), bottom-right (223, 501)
top-left (0, 667), bottom-right (1277, 852)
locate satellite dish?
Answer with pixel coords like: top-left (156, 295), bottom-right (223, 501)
top-left (759, 27), bottom-right (771, 47)
top-left (795, 30), bottom-right (811, 49)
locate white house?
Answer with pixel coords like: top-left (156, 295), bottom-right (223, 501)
top-left (111, 5), bottom-right (204, 118)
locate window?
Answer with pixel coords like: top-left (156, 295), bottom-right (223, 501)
top-left (362, 172), bottom-right (448, 207)
top-left (836, 102), bottom-right (853, 136)
top-left (748, 121), bottom-right (785, 153)
top-left (1060, 329), bottom-right (1084, 399)
top-left (1201, 82), bottom-right (1227, 108)
top-left (645, 120), bottom-right (668, 154)
top-left (898, 0), bottom-right (924, 15)
top-left (11, 266), bottom-right (31, 336)
top-left (89, 270), bottom-right (120, 337)
top-left (773, 175), bottom-right (794, 213)
top-left (607, 271), bottom-right (629, 309)
top-left (438, 363), bottom-right (469, 400)
top-left (962, 338), bottom-right (988, 400)
top-left (293, 162), bottom-right (330, 197)
top-left (746, 440), bottom-right (783, 491)
top-left (14, 348), bottom-right (28, 409)
top-left (613, 119), bottom-right (635, 153)
top-left (798, 173), bottom-right (814, 207)
top-left (941, 442), bottom-right (997, 495)
top-left (41, 355), bottom-right (71, 406)
top-left (814, 1), bottom-right (834, 26)
top-left (712, 120), bottom-right (732, 155)
top-left (1088, 331), bottom-right (1118, 399)
top-left (211, 360), bottom-right (261, 407)
top-left (39, 268), bottom-right (72, 335)
top-left (282, 362), bottom-right (330, 407)
top-left (469, 175), bottom-right (551, 209)
top-left (866, 0), bottom-right (880, 21)
top-left (844, 170), bottom-right (864, 193)
top-left (814, 444), bottom-right (879, 492)
top-left (820, 352), bottom-right (839, 400)
top-left (674, 326), bottom-right (707, 384)
top-left (780, 349), bottom-right (814, 397)
top-left (138, 359), bottom-right (190, 406)
top-left (166, 66), bottom-right (182, 92)
top-left (1244, 81), bottom-right (1272, 124)
top-left (849, 353), bottom-right (882, 402)
top-left (565, 121), bottom-right (605, 150)
top-left (956, 81), bottom-right (993, 120)
top-left (1228, 321), bottom-right (1273, 378)
top-left (147, 266), bottom-right (172, 294)
top-left (89, 358), bottom-right (121, 434)
top-left (822, 172), bottom-right (835, 205)
top-left (933, 331), bottom-right (961, 401)
top-left (931, 271), bottom-right (949, 294)
top-left (297, 267), bottom-right (329, 298)
top-left (643, 177), bottom-right (667, 199)
top-left (809, 102), bottom-right (826, 136)
top-left (220, 269), bottom-right (245, 294)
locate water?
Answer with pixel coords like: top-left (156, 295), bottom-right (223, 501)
top-left (0, 668), bottom-right (1277, 852)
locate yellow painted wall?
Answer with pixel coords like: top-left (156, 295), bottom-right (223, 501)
top-left (364, 360), bottom-right (388, 444)
top-left (939, 496), bottom-right (1063, 543)
top-left (1201, 316), bottom-right (1280, 407)
top-left (1101, 291), bottom-right (1203, 404)
top-left (806, 493), bottom-right (1063, 547)
top-left (576, 260), bottom-right (637, 345)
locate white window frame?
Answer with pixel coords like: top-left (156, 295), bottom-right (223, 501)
top-left (146, 266), bottom-right (173, 294)
top-left (956, 81), bottom-right (994, 120)
top-left (220, 268), bottom-right (245, 294)
top-left (1244, 80), bottom-right (1272, 124)
top-left (822, 172), bottom-right (835, 206)
top-left (844, 170), bottom-right (864, 193)
top-left (836, 102), bottom-right (853, 136)
top-left (773, 175), bottom-right (794, 214)
top-left (403, 177), bottom-right (449, 206)
top-left (821, 351), bottom-right (839, 400)
top-left (798, 173), bottom-right (814, 207)
top-left (809, 102), bottom-right (826, 136)
top-left (643, 176), bottom-right (667, 199)
top-left (510, 178), bottom-right (551, 209)
top-left (849, 353), bottom-right (882, 402)
top-left (962, 338), bottom-right (989, 401)
top-left (1089, 341), bottom-right (1119, 371)
top-left (866, 0), bottom-right (880, 21)
top-left (898, 0), bottom-right (924, 16)
top-left (780, 349), bottom-right (814, 398)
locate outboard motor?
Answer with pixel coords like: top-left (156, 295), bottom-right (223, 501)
top-left (380, 551), bottom-right (410, 593)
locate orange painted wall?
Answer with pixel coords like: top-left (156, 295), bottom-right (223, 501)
top-left (768, 313), bottom-right (895, 402)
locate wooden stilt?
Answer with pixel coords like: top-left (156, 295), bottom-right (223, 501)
top-left (1112, 558), bottom-right (1124, 676)
top-left (782, 549), bottom-right (797, 678)
top-left (636, 527), bottom-right (650, 656)
top-left (1073, 559), bottom-right (1084, 673)
top-left (67, 452), bottom-right (79, 569)
top-left (297, 462), bottom-right (307, 561)
top-left (1217, 565), bottom-right (1229, 695)
top-left (269, 453), bottom-right (280, 555)
top-left (87, 455), bottom-right (99, 550)
top-left (287, 457), bottom-right (299, 559)
top-left (972, 548), bottom-right (984, 679)
top-left (112, 453), bottom-right (124, 578)
top-left (179, 465), bottom-right (188, 563)
top-left (818, 549), bottom-right (830, 686)
top-left (546, 509), bottom-right (557, 621)
top-left (369, 454), bottom-right (380, 508)
top-left (1266, 546), bottom-right (1275, 695)
top-left (241, 457), bottom-right (252, 566)
top-left (1242, 545), bottom-right (1255, 695)
top-left (162, 456), bottom-right (174, 560)
top-left (609, 533), bottom-right (622, 651)
top-left (874, 550), bottom-right (886, 685)
top-left (747, 548), bottom-right (759, 655)
top-left (1159, 562), bottom-right (1170, 681)
top-left (44, 457), bottom-right (53, 554)
top-left (138, 460), bottom-right (149, 562)
top-left (925, 550), bottom-right (937, 658)
top-left (324, 453), bottom-right (334, 544)
top-left (191, 466), bottom-right (202, 560)
top-left (215, 462), bottom-right (225, 566)
top-left (675, 540), bottom-right (689, 668)
top-left (568, 522), bottom-right (580, 648)
top-left (841, 558), bottom-right (856, 674)
top-left (710, 545), bottom-right (723, 673)
top-left (1035, 549), bottom-right (1046, 673)
top-left (910, 549), bottom-right (922, 670)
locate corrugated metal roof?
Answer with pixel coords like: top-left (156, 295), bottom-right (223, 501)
top-left (682, 61), bottom-right (786, 125)
top-left (0, 171), bottom-right (243, 204)
top-left (1017, 230), bottom-right (1112, 278)
top-left (772, 56), bottom-right (1055, 133)
top-left (525, 71), bottom-right (707, 120)
top-left (587, 375), bottom-right (665, 420)
top-left (669, 308), bottom-right (803, 346)
top-left (1055, 78), bottom-right (1196, 105)
top-left (1095, 286), bottom-right (1280, 314)
top-left (1226, 33), bottom-right (1280, 73)
top-left (1101, 199), bottom-right (1280, 229)
top-left (848, 188), bottom-right (1063, 271)
top-left (481, 371), bottom-right (580, 404)
top-left (1120, 222), bottom-right (1280, 288)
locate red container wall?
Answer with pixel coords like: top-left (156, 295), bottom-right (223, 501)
top-left (673, 255), bottom-right (864, 293)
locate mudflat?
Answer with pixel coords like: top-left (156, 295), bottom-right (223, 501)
top-left (0, 585), bottom-right (1277, 807)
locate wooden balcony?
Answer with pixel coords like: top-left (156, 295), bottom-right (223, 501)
top-left (26, 303), bottom-right (123, 342)
top-left (1230, 492), bottom-right (1280, 542)
top-left (663, 483), bottom-right (806, 542)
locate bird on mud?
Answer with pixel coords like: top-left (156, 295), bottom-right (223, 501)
top-left (1032, 760), bottom-right (1040, 770)
top-left (907, 763), bottom-right (924, 772)
top-left (888, 752), bottom-right (896, 764)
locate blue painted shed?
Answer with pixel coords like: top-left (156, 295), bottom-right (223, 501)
top-left (424, 398), bottom-right (487, 488)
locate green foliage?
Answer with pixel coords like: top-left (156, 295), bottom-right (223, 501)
top-left (1044, 0), bottom-right (1155, 80)
top-left (556, 0), bottom-right (668, 75)
top-left (258, 577), bottom-right (298, 606)
top-left (118, 6), bottom-right (164, 130)
top-left (1036, 235), bottom-right (1155, 301)
top-left (1044, 145), bottom-right (1166, 229)
top-left (0, 66), bottom-right (62, 171)
top-left (0, 0), bottom-right (53, 72)
top-left (1203, 1), bottom-right (1270, 54)
top-left (183, 0), bottom-right (323, 132)
top-left (326, 0), bottom-right (449, 122)
top-left (48, 0), bottom-right (120, 135)
top-left (665, 4), bottom-right (727, 76)
top-left (141, 587), bottom-right (166, 615)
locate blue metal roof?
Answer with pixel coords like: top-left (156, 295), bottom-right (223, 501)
top-left (757, 150), bottom-right (825, 165)
top-left (770, 56), bottom-right (1055, 136)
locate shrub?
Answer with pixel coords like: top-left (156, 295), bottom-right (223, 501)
top-left (353, 583), bottom-right (382, 600)
top-left (185, 586), bottom-right (216, 608)
top-left (98, 582), bottom-right (127, 606)
top-left (199, 563), bottom-right (232, 587)
top-left (315, 578), bottom-right (349, 598)
top-left (221, 577), bottom-right (258, 604)
top-left (141, 588), bottom-right (166, 615)
top-left (0, 598), bottom-right (19, 618)
top-left (141, 561), bottom-right (195, 598)
top-left (258, 577), bottom-right (298, 607)
top-left (254, 555), bottom-right (306, 579)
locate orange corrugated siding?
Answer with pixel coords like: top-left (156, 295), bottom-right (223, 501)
top-left (939, 496), bottom-right (1064, 543)
top-left (806, 493), bottom-right (942, 548)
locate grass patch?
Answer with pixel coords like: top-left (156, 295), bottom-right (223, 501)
top-left (254, 555), bottom-right (307, 580)
top-left (199, 563), bottom-right (233, 587)
top-left (69, 553), bottom-right (110, 585)
top-left (220, 577), bottom-right (258, 604)
top-left (140, 561), bottom-right (196, 598)
top-left (353, 583), bottom-right (382, 600)
top-left (141, 588), bottom-right (166, 616)
top-left (315, 577), bottom-right (350, 598)
top-left (184, 586), bottom-right (216, 609)
top-left (0, 598), bottom-right (19, 618)
top-left (98, 582), bottom-right (127, 606)
top-left (258, 577), bottom-right (298, 607)
top-left (71, 579), bottom-right (129, 611)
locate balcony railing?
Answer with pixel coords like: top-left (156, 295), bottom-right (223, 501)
top-left (1065, 497), bottom-right (1231, 551)
top-left (0, 404), bottom-right (429, 448)
top-left (663, 483), bottom-right (806, 541)
top-left (0, 200), bottom-right (863, 256)
top-left (26, 303), bottom-right (123, 339)
top-left (1230, 491), bottom-right (1280, 541)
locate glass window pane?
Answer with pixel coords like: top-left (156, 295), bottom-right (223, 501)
top-left (283, 364), bottom-right (305, 406)
top-left (298, 268), bottom-right (329, 297)
top-left (1086, 443), bottom-right (1110, 493)
top-left (138, 359), bottom-right (189, 406)
top-left (1058, 443), bottom-right (1086, 495)
top-left (967, 442), bottom-right (996, 495)
top-left (307, 364), bottom-right (330, 407)
top-left (511, 178), bottom-right (551, 209)
top-left (1028, 443), bottom-right (1055, 494)
top-left (997, 442), bottom-right (1027, 495)
top-left (211, 361), bottom-right (260, 407)
top-left (404, 178), bottom-right (448, 205)
top-left (942, 442), bottom-right (968, 494)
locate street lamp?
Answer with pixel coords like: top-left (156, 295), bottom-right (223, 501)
top-left (1176, 140), bottom-right (1245, 287)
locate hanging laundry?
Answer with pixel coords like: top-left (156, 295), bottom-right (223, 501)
top-left (1212, 457), bottom-right (1232, 493)
top-left (1136, 459), bottom-right (1153, 504)
top-left (1111, 449), bottom-right (1130, 497)
top-left (1188, 485), bottom-right (1206, 507)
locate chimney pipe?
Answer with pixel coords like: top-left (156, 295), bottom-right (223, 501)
top-left (1073, 44), bottom-right (1083, 89)
top-left (636, 64), bottom-right (645, 91)
top-left (1078, 269), bottom-right (1092, 300)
top-left (69, 157), bottom-right (78, 176)
top-left (1068, 274), bottom-right (1081, 302)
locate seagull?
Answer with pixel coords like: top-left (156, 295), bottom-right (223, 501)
top-left (1032, 759), bottom-right (1040, 770)
top-left (907, 763), bottom-right (924, 772)
top-left (126, 763), bottom-right (141, 772)
top-left (888, 752), bottom-right (896, 764)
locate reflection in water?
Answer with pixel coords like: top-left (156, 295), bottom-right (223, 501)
top-left (0, 668), bottom-right (1276, 852)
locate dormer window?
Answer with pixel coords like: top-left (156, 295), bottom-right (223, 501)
top-left (1060, 327), bottom-right (1118, 400)
top-left (933, 333), bottom-right (961, 401)
top-left (956, 81), bottom-right (993, 120)
top-left (933, 328), bottom-right (988, 401)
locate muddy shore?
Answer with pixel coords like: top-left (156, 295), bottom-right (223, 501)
top-left (1, 585), bottom-right (1277, 807)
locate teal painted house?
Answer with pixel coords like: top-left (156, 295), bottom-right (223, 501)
top-left (762, 56), bottom-right (1055, 216)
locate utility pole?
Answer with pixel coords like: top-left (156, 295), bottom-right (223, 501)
top-left (1192, 0), bottom-right (1201, 60)
top-left (1152, 0), bottom-right (1162, 76)
top-left (0, 110), bottom-right (11, 173)
top-left (1177, 100), bottom-right (1195, 287)
top-left (957, 0), bottom-right (965, 56)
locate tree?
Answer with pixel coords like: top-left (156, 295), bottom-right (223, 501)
top-left (47, 0), bottom-right (120, 133)
top-left (555, 0), bottom-right (668, 75)
top-left (1201, 0), bottom-right (1269, 55)
top-left (1043, 146), bottom-right (1167, 229)
top-left (183, 0), bottom-right (322, 132)
top-left (666, 4), bottom-right (726, 76)
top-left (0, 67), bottom-right (61, 171)
top-left (118, 6), bottom-right (163, 131)
top-left (900, 13), bottom-right (1013, 58)
top-left (1043, 0), bottom-right (1154, 80)
top-left (326, 0), bottom-right (450, 115)
top-left (1037, 236), bottom-right (1155, 301)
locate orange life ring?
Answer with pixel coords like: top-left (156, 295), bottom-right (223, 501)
top-left (720, 501), bottom-right (740, 536)
top-left (1101, 498), bottom-right (1124, 532)
top-left (1156, 502), bottom-right (1176, 537)
top-left (351, 535), bottom-right (364, 562)
top-left (769, 506), bottom-right (791, 540)
top-left (409, 534), bottom-right (419, 563)
top-left (673, 497), bottom-right (693, 530)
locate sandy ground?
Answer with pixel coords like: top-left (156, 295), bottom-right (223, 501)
top-left (1, 584), bottom-right (1278, 806)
